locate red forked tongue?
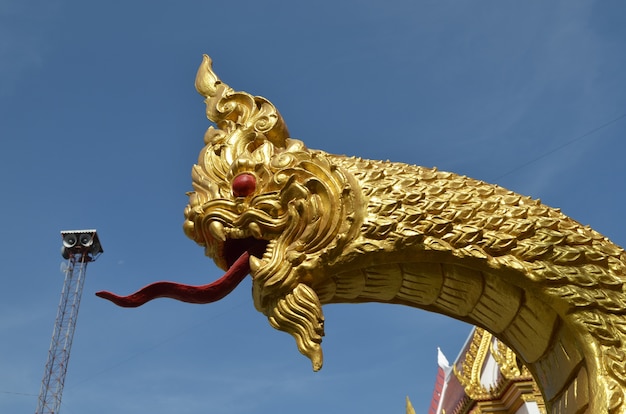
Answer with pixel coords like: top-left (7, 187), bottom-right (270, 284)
top-left (96, 252), bottom-right (251, 307)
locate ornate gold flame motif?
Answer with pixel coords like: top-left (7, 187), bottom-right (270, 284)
top-left (183, 56), bottom-right (626, 413)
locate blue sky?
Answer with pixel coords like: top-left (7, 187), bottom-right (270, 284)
top-left (1, 1), bottom-right (625, 413)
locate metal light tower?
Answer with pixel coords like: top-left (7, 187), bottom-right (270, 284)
top-left (36, 230), bottom-right (103, 414)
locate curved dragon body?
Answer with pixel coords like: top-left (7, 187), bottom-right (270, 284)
top-left (98, 56), bottom-right (626, 414)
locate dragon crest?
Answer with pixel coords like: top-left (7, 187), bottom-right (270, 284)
top-left (98, 56), bottom-right (626, 414)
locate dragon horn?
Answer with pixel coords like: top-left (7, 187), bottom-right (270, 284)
top-left (194, 54), bottom-right (290, 148)
top-left (195, 54), bottom-right (221, 98)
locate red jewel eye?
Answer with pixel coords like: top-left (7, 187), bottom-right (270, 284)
top-left (232, 173), bottom-right (256, 197)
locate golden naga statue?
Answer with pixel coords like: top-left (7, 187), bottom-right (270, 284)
top-left (98, 56), bottom-right (626, 414)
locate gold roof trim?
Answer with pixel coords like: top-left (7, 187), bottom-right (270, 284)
top-left (454, 328), bottom-right (494, 400)
top-left (451, 328), bottom-right (545, 413)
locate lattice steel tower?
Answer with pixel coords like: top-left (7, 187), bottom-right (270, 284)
top-left (36, 230), bottom-right (103, 414)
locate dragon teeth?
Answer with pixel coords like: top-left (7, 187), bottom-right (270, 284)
top-left (263, 240), bottom-right (275, 260)
top-left (208, 221), bottom-right (226, 242)
top-left (249, 222), bottom-right (262, 239)
top-left (249, 255), bottom-right (266, 273)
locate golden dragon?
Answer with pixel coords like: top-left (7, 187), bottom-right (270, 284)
top-left (98, 56), bottom-right (626, 414)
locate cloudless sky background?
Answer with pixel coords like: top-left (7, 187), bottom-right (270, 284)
top-left (1, 1), bottom-right (625, 413)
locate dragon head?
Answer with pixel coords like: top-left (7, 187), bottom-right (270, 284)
top-left (98, 56), bottom-right (362, 370)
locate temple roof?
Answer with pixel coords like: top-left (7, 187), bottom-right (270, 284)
top-left (428, 327), bottom-right (545, 414)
